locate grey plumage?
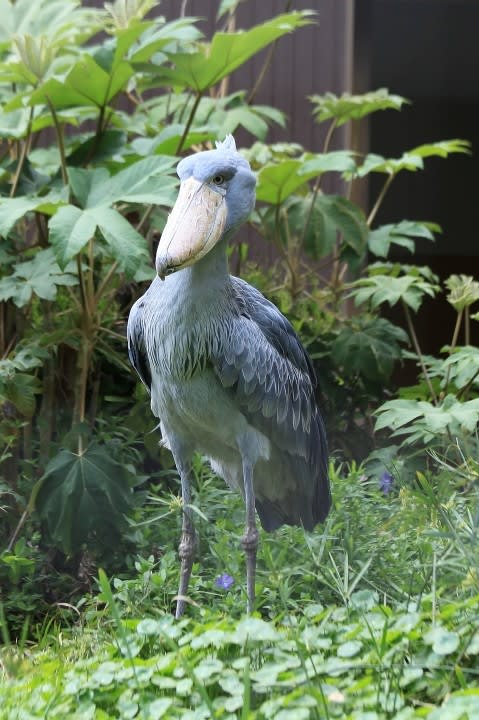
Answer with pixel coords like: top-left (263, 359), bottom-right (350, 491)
top-left (127, 135), bottom-right (330, 615)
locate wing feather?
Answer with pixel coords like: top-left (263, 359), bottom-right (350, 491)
top-left (127, 298), bottom-right (152, 392)
top-left (212, 277), bottom-right (331, 530)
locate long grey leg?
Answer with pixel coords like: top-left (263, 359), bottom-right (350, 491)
top-left (174, 457), bottom-right (196, 619)
top-left (241, 459), bottom-right (259, 614)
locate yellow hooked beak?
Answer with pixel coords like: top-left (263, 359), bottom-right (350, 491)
top-left (156, 177), bottom-right (227, 279)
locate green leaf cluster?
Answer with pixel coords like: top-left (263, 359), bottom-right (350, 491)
top-left (34, 444), bottom-right (136, 555)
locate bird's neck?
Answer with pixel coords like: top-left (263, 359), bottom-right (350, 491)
top-left (161, 237), bottom-right (232, 316)
top-left (176, 236), bottom-right (230, 291)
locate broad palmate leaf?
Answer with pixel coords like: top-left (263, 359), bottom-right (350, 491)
top-left (48, 157), bottom-right (178, 272)
top-left (332, 318), bottom-right (407, 384)
top-left (34, 444), bottom-right (136, 555)
top-left (368, 221), bottom-right (439, 258)
top-left (375, 395), bottom-right (479, 445)
top-left (159, 12), bottom-right (312, 92)
top-left (0, 248), bottom-right (78, 307)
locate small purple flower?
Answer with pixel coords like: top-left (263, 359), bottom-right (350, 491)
top-left (215, 573), bottom-right (234, 590)
top-left (379, 471), bottom-right (394, 495)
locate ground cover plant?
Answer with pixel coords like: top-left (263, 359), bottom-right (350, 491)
top-left (0, 0), bottom-right (478, 718)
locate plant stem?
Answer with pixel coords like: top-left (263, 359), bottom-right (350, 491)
top-left (9, 106), bottom-right (34, 198)
top-left (444, 308), bottom-right (463, 394)
top-left (367, 173), bottom-right (394, 227)
top-left (322, 118), bottom-right (338, 155)
top-left (136, 204), bottom-right (154, 234)
top-left (95, 260), bottom-right (119, 304)
top-left (465, 307), bottom-right (470, 345)
top-left (46, 96), bottom-right (68, 185)
top-left (402, 299), bottom-right (438, 404)
top-left (176, 91), bottom-right (202, 155)
top-left (450, 308), bottom-right (463, 351)
top-left (247, 42), bottom-right (277, 105)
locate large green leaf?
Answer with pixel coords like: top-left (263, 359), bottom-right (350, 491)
top-left (332, 318), bottom-right (407, 384)
top-left (357, 139), bottom-right (470, 178)
top-left (127, 17), bottom-right (202, 65)
top-left (0, 0), bottom-right (102, 50)
top-left (0, 192), bottom-right (65, 237)
top-left (352, 266), bottom-right (439, 312)
top-left (29, 54), bottom-right (134, 110)
top-left (0, 248), bottom-right (78, 307)
top-left (90, 206), bottom-right (149, 274)
top-left (49, 157), bottom-right (177, 270)
top-left (316, 195), bottom-right (369, 259)
top-left (300, 150), bottom-right (357, 176)
top-left (368, 221), bottom-right (439, 258)
top-left (68, 156), bottom-right (178, 208)
top-left (440, 346), bottom-right (479, 392)
top-left (445, 274), bottom-right (479, 312)
top-left (159, 12), bottom-right (313, 92)
top-left (310, 89), bottom-right (407, 127)
top-left (256, 159), bottom-right (317, 204)
top-left (49, 205), bottom-right (98, 267)
top-left (34, 444), bottom-right (136, 555)
top-left (0, 367), bottom-right (41, 417)
top-left (375, 395), bottom-right (479, 444)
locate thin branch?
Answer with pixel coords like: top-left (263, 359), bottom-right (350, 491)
top-left (247, 41), bottom-right (277, 105)
top-left (322, 117), bottom-right (338, 155)
top-left (176, 91), bottom-right (202, 155)
top-left (9, 106), bottom-right (34, 198)
top-left (402, 299), bottom-right (438, 404)
top-left (95, 260), bottom-right (119, 304)
top-left (366, 173), bottom-right (394, 228)
top-left (76, 255), bottom-right (89, 315)
top-left (136, 204), bottom-right (155, 234)
top-left (444, 308), bottom-right (463, 394)
top-left (45, 96), bottom-right (68, 185)
top-left (247, 0), bottom-right (292, 103)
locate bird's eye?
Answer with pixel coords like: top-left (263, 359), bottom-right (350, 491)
top-left (212, 174), bottom-right (225, 185)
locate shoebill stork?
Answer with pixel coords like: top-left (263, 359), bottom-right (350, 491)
top-left (127, 136), bottom-right (331, 617)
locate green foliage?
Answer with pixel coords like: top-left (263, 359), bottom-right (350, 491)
top-left (368, 221), bottom-right (439, 258)
top-left (310, 88), bottom-right (408, 126)
top-left (156, 12), bottom-right (313, 92)
top-left (0, 6), bottom-right (477, 712)
top-left (332, 318), bottom-right (407, 385)
top-left (351, 263), bottom-right (440, 312)
top-left (0, 0), bottom-right (319, 627)
top-left (1, 461), bottom-right (478, 718)
top-left (34, 444), bottom-right (137, 555)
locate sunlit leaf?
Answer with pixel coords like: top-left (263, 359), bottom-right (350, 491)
top-left (368, 221), bottom-right (439, 258)
top-left (445, 274), bottom-right (479, 312)
top-left (300, 150), bottom-right (357, 176)
top-left (159, 12), bottom-right (313, 92)
top-left (256, 159), bottom-right (317, 204)
top-left (310, 88), bottom-right (407, 127)
top-left (49, 205), bottom-right (98, 267)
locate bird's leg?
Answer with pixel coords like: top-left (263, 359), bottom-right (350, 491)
top-left (241, 459), bottom-right (259, 614)
top-left (175, 461), bottom-right (196, 619)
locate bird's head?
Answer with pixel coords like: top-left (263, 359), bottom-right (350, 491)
top-left (156, 135), bottom-right (256, 279)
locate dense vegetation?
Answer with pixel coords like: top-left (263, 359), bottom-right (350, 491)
top-left (0, 1), bottom-right (478, 718)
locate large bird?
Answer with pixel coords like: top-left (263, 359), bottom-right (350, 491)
top-left (127, 136), bottom-right (330, 617)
